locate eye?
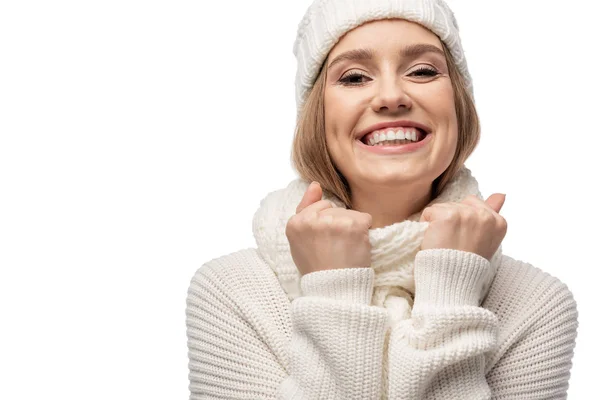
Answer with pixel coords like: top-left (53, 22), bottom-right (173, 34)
top-left (338, 71), bottom-right (371, 86)
top-left (338, 66), bottom-right (439, 86)
top-left (409, 66), bottom-right (439, 78)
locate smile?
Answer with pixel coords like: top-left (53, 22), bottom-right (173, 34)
top-left (360, 126), bottom-right (427, 146)
top-left (355, 129), bottom-right (432, 155)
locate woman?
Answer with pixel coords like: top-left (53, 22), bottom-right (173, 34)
top-left (186, 0), bottom-right (578, 398)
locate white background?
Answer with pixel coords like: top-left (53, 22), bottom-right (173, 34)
top-left (1, 0), bottom-right (598, 398)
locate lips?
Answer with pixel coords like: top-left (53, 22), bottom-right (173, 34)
top-left (355, 128), bottom-right (433, 154)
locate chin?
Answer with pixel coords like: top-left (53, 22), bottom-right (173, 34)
top-left (359, 168), bottom-right (428, 186)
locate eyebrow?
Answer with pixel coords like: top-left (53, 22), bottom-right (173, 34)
top-left (327, 43), bottom-right (445, 70)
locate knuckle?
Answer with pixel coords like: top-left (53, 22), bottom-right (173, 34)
top-left (447, 207), bottom-right (462, 221)
top-left (291, 213), bottom-right (315, 232)
top-left (325, 220), bottom-right (342, 234)
top-left (497, 215), bottom-right (508, 231)
top-left (316, 213), bottom-right (334, 227)
top-left (285, 217), bottom-right (298, 237)
top-left (320, 199), bottom-right (334, 208)
top-left (422, 206), bottom-right (433, 219)
top-left (286, 215), bottom-right (297, 227)
top-left (305, 214), bottom-right (320, 230)
top-left (349, 217), bottom-right (362, 230)
top-left (479, 209), bottom-right (494, 224)
top-left (457, 209), bottom-right (476, 225)
top-left (341, 216), bottom-right (355, 229)
top-left (334, 217), bottom-right (353, 232)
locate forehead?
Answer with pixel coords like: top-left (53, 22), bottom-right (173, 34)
top-left (328, 18), bottom-right (442, 58)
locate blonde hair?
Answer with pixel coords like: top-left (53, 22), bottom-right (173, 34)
top-left (291, 40), bottom-right (480, 209)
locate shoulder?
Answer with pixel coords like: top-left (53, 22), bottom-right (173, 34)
top-left (491, 254), bottom-right (577, 307)
top-left (189, 247), bottom-right (268, 285)
top-left (186, 248), bottom-right (293, 373)
top-left (187, 247), bottom-right (291, 323)
top-left (188, 247), bottom-right (286, 299)
top-left (483, 254), bottom-right (579, 373)
top-left (485, 253), bottom-right (578, 337)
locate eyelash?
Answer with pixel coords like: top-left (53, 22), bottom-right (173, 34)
top-left (338, 67), bottom-right (439, 86)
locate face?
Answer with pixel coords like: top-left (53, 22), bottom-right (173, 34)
top-left (324, 18), bottom-right (458, 193)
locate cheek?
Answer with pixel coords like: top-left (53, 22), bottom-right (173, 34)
top-left (324, 93), bottom-right (349, 146)
top-left (422, 86), bottom-right (458, 133)
top-left (323, 93), bottom-right (352, 170)
top-left (324, 91), bottom-right (347, 129)
top-left (325, 87), bottom-right (364, 120)
top-left (439, 86), bottom-right (457, 118)
top-left (424, 84), bottom-right (455, 113)
top-left (326, 98), bottom-right (367, 152)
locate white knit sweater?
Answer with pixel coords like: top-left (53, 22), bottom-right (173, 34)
top-left (186, 168), bottom-right (578, 399)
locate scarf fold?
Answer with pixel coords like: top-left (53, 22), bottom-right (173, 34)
top-left (252, 165), bottom-right (503, 325)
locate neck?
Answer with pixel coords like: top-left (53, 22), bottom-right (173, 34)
top-left (350, 181), bottom-right (434, 229)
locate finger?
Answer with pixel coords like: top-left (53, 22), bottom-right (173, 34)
top-left (299, 199), bottom-right (337, 216)
top-left (420, 206), bottom-right (434, 223)
top-left (420, 204), bottom-right (453, 222)
top-left (461, 195), bottom-right (490, 213)
top-left (319, 208), bottom-right (373, 228)
top-left (485, 193), bottom-right (506, 214)
top-left (296, 181), bottom-right (323, 214)
top-left (461, 194), bottom-right (502, 214)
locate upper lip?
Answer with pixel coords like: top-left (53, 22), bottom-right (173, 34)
top-left (356, 120), bottom-right (432, 140)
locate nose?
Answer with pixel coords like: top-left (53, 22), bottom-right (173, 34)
top-left (371, 76), bottom-right (412, 113)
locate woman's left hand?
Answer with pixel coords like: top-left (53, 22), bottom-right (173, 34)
top-left (419, 193), bottom-right (507, 261)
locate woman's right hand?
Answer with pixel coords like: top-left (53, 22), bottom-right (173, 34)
top-left (285, 181), bottom-right (373, 276)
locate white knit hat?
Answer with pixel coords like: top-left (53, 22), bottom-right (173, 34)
top-left (293, 0), bottom-right (474, 116)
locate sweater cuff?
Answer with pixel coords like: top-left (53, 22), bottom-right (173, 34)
top-left (413, 248), bottom-right (491, 309)
top-left (300, 267), bottom-right (374, 305)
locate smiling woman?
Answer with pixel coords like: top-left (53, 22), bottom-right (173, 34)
top-left (292, 23), bottom-right (480, 220)
top-left (185, 0), bottom-right (578, 399)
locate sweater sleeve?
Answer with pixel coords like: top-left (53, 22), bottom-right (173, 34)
top-left (186, 262), bottom-right (389, 400)
top-left (485, 276), bottom-right (578, 399)
top-left (387, 248), bottom-right (500, 399)
top-left (279, 267), bottom-right (389, 399)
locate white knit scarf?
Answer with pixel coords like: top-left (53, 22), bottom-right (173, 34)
top-left (252, 165), bottom-right (502, 325)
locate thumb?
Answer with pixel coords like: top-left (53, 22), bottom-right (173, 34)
top-left (485, 193), bottom-right (506, 214)
top-left (296, 181), bottom-right (323, 214)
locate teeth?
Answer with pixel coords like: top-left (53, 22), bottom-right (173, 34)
top-left (367, 128), bottom-right (421, 146)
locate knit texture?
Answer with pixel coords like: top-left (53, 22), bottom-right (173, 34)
top-left (293, 0), bottom-right (473, 116)
top-left (252, 166), bottom-right (501, 318)
top-left (186, 251), bottom-right (578, 399)
top-left (186, 168), bottom-right (579, 399)
top-left (252, 165), bottom-right (503, 395)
